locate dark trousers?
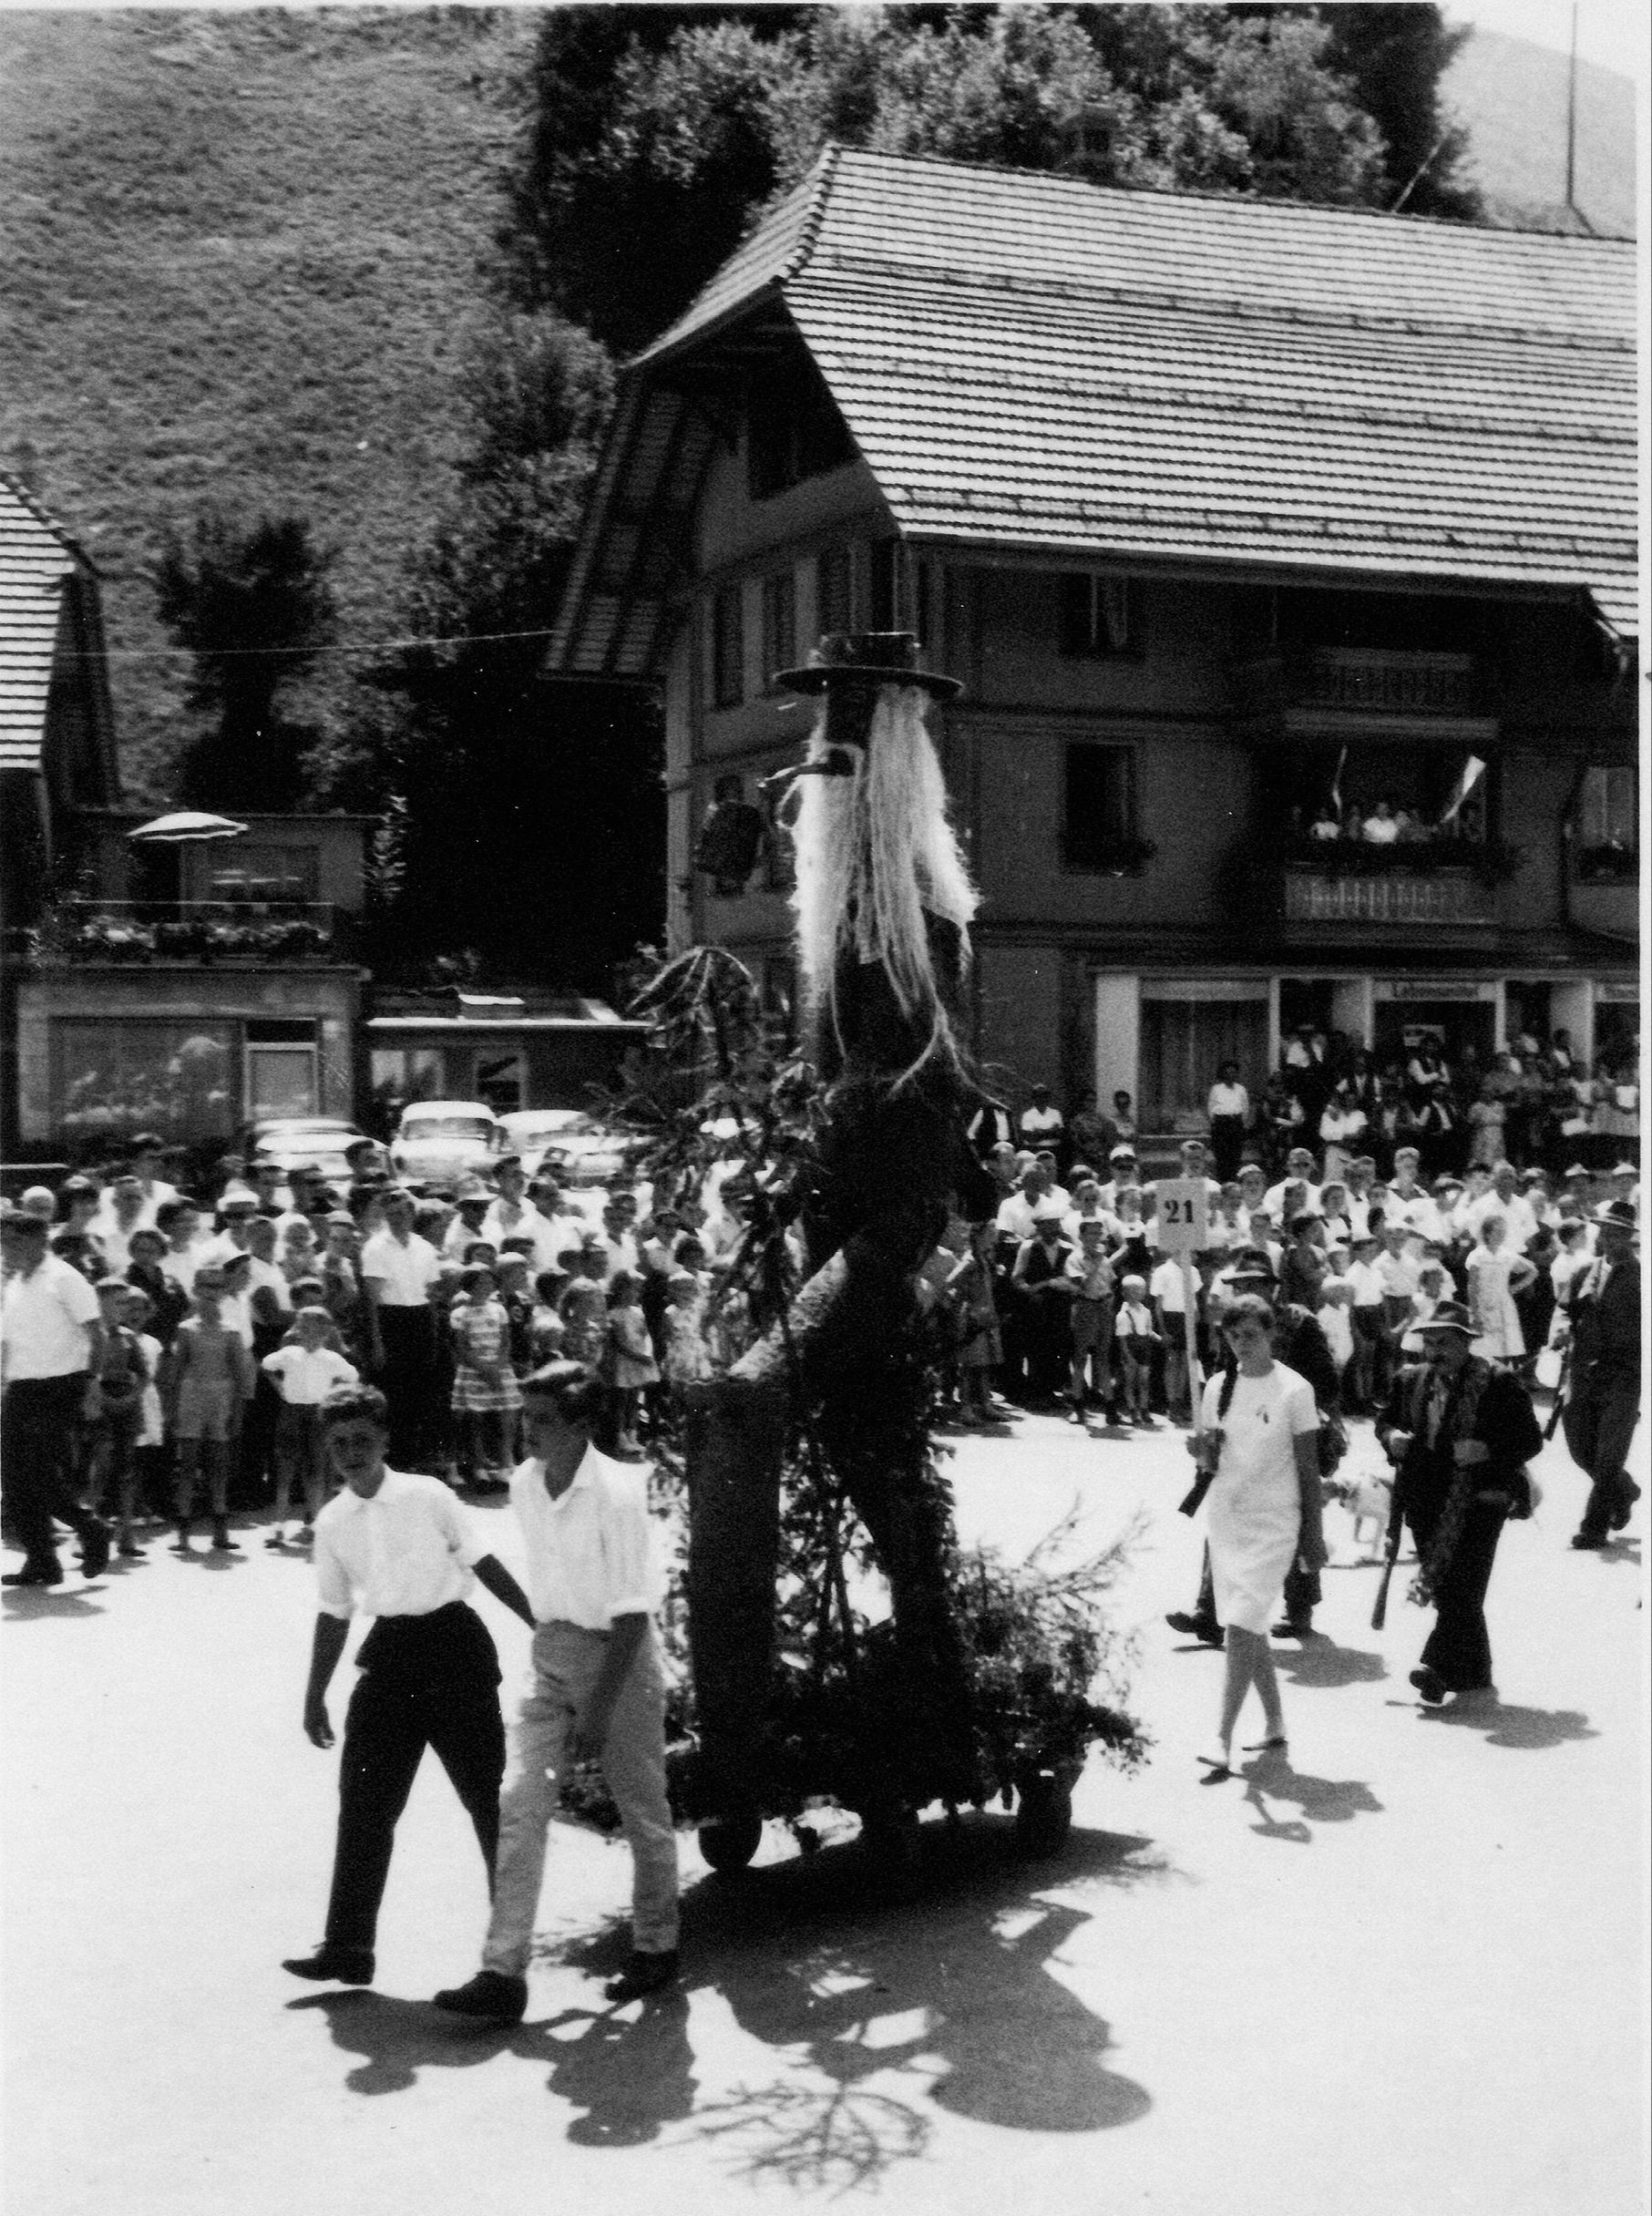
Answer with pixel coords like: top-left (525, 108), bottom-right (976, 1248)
top-left (377, 1306), bottom-right (438, 1471)
top-left (1564, 1370), bottom-right (1642, 1542)
top-left (323, 1602), bottom-right (507, 1952)
top-left (1419, 1501), bottom-right (1505, 1691)
top-left (1, 1375), bottom-right (102, 1572)
top-left (1209, 1115), bottom-right (1247, 1183)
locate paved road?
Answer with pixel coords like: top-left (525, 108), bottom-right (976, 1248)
top-left (3, 1410), bottom-right (1644, 2216)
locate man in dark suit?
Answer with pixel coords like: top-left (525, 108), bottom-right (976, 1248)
top-left (1378, 1303), bottom-right (1543, 1703)
top-left (1561, 1200), bottom-right (1642, 1549)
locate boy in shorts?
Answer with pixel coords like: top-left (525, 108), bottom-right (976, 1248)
top-left (163, 1266), bottom-right (255, 1553)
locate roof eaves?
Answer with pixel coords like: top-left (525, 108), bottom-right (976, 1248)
top-left (0, 468), bottom-right (97, 577)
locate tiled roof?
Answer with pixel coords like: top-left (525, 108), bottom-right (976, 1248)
top-left (0, 472), bottom-right (77, 775)
top-left (553, 148), bottom-right (1636, 674)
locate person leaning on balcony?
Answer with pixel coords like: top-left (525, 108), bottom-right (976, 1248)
top-left (1361, 800), bottom-right (1401, 844)
top-left (1308, 803), bottom-right (1341, 840)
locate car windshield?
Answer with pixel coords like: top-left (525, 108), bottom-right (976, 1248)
top-left (406, 1117), bottom-right (494, 1142)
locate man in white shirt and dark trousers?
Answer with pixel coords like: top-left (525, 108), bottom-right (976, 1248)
top-left (283, 1383), bottom-right (535, 1987)
top-left (436, 1361), bottom-right (681, 2024)
top-left (1, 1206), bottom-right (112, 1586)
top-left (359, 1188), bottom-right (442, 1471)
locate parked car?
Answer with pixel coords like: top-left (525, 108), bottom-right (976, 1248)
top-left (239, 1117), bottom-right (367, 1187)
top-left (498, 1108), bottom-right (637, 1189)
top-left (389, 1101), bottom-right (502, 1189)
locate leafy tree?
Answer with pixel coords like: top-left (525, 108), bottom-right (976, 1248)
top-left (364, 311), bottom-right (665, 988)
top-left (504, 2), bottom-right (1419, 356)
top-left (151, 510), bottom-right (336, 810)
top-left (1316, 4), bottom-right (1481, 220)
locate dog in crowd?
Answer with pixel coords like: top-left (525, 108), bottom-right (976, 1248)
top-left (1329, 1470), bottom-right (1394, 1562)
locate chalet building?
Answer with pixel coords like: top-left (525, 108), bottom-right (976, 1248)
top-left (0, 472), bottom-right (371, 1162)
top-left (545, 148), bottom-right (1639, 1135)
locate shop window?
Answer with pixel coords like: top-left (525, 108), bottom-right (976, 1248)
top-left (1060, 574), bottom-right (1142, 660)
top-left (817, 544), bottom-right (853, 636)
top-left (475, 1052), bottom-right (526, 1115)
top-left (712, 585), bottom-right (744, 709)
top-left (370, 1047), bottom-right (444, 1127)
top-left (54, 1020), bottom-right (238, 1149)
top-left (1573, 766), bottom-right (1637, 880)
top-left (1063, 744), bottom-right (1142, 872)
top-left (748, 355), bottom-right (855, 499)
top-left (761, 569), bottom-right (796, 691)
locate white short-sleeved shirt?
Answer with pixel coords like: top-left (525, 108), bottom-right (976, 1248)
top-left (313, 1469), bottom-right (485, 1620)
top-left (508, 1444), bottom-right (658, 1630)
top-left (262, 1344), bottom-right (359, 1405)
top-left (1208, 1083), bottom-right (1249, 1119)
top-left (1, 1253), bottom-right (101, 1380)
top-left (1114, 1300), bottom-right (1156, 1339)
top-left (360, 1229), bottom-right (441, 1307)
top-left (1150, 1257), bottom-right (1199, 1313)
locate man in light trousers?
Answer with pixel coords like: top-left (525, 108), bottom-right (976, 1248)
top-left (435, 1360), bottom-right (679, 2023)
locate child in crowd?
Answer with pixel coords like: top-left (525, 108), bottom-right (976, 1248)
top-left (1064, 1216), bottom-right (1116, 1424)
top-left (1149, 1250), bottom-right (1199, 1421)
top-left (1343, 1231), bottom-right (1386, 1410)
top-left (162, 1265), bottom-right (256, 1553)
top-left (1113, 1274), bottom-right (1160, 1425)
top-left (261, 1306), bottom-right (359, 1545)
top-left (317, 1212), bottom-right (367, 1364)
top-left (662, 1267), bottom-right (713, 1389)
top-left (85, 1277), bottom-right (149, 1559)
top-left (607, 1270), bottom-right (659, 1454)
top-left (120, 1282), bottom-right (169, 1525)
top-left (559, 1270), bottom-right (611, 1370)
top-left (449, 1261), bottom-right (521, 1488)
top-left (1316, 1276), bottom-right (1356, 1380)
top-left (124, 1226), bottom-right (190, 1347)
top-left (947, 1223), bottom-right (1002, 1426)
top-left (495, 1245), bottom-right (538, 1371)
top-left (528, 1268), bottom-right (570, 1367)
top-left (279, 1216), bottom-right (319, 1288)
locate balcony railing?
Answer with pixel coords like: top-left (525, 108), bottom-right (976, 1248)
top-left (29, 898), bottom-right (344, 966)
top-left (1236, 647), bottom-right (1484, 721)
top-left (1282, 863), bottom-right (1496, 929)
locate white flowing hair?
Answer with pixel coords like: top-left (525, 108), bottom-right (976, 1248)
top-left (789, 684), bottom-right (978, 1074)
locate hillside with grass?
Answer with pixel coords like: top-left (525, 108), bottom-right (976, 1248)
top-left (0, 5), bottom-right (539, 801)
top-left (1444, 25), bottom-right (1636, 236)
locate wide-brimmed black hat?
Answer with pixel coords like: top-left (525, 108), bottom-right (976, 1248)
top-left (1416, 1299), bottom-right (1475, 1339)
top-left (1594, 1198), bottom-right (1638, 1234)
top-left (774, 630), bottom-right (962, 701)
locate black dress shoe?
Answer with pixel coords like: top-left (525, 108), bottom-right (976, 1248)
top-left (1165, 1612), bottom-right (1224, 1647)
top-left (1409, 1667), bottom-right (1447, 1706)
top-left (2, 1563), bottom-right (65, 1587)
top-left (604, 1949), bottom-right (680, 2002)
top-left (1570, 1534), bottom-right (1607, 1551)
top-left (79, 1524), bottom-right (111, 1579)
top-left (1610, 1481), bottom-right (1641, 1533)
top-left (282, 1944), bottom-right (375, 1985)
top-left (432, 1969), bottom-right (528, 2023)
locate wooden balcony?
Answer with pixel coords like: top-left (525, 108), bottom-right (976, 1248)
top-left (1235, 648), bottom-right (1498, 744)
top-left (1281, 861), bottom-right (1497, 934)
top-left (26, 898), bottom-right (348, 967)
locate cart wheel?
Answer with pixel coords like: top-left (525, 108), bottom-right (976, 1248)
top-left (1013, 1775), bottom-right (1073, 1857)
top-left (698, 1813), bottom-right (763, 1872)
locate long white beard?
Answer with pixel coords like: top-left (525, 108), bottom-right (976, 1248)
top-left (789, 684), bottom-right (978, 1077)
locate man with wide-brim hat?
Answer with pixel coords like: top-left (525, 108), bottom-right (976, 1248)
top-left (1376, 1300), bottom-right (1543, 1703)
top-left (1560, 1198), bottom-right (1641, 1547)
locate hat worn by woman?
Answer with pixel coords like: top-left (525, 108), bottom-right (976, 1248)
top-left (774, 630), bottom-right (962, 701)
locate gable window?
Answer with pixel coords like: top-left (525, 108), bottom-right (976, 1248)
top-left (1064, 744), bottom-right (1143, 872)
top-left (1061, 573), bottom-right (1142, 660)
top-left (817, 544), bottom-right (853, 635)
top-left (712, 585), bottom-right (744, 709)
top-left (1573, 764), bottom-right (1637, 880)
top-left (748, 355), bottom-right (856, 500)
top-left (761, 569), bottom-right (796, 691)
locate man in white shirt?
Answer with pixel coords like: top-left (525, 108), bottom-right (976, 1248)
top-left (994, 1163), bottom-right (1046, 1247)
top-left (1462, 1162), bottom-right (1538, 1254)
top-left (1262, 1148), bottom-right (1322, 1225)
top-left (126, 1133), bottom-right (180, 1228)
top-left (1, 1208), bottom-right (112, 1585)
top-left (1382, 1149), bottom-right (1444, 1245)
top-left (480, 1155), bottom-right (534, 1257)
top-left (283, 1383), bottom-right (533, 1987)
top-left (435, 1362), bottom-right (680, 2023)
top-left (1149, 1251), bottom-right (1200, 1421)
top-left (1017, 1082), bottom-right (1065, 1162)
top-left (90, 1172), bottom-right (149, 1277)
top-left (360, 1189), bottom-right (443, 1469)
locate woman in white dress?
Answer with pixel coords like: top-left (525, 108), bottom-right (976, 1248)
top-left (1465, 1213), bottom-right (1536, 1364)
top-left (1188, 1296), bottom-right (1326, 1778)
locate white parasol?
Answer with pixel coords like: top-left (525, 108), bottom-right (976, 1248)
top-left (127, 812), bottom-right (249, 844)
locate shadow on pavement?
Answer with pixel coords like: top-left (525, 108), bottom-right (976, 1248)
top-left (0, 1586), bottom-right (107, 1619)
top-left (1240, 1752), bottom-right (1385, 1844)
top-left (292, 1816), bottom-right (1162, 2183)
top-left (1417, 1697), bottom-right (1598, 1751)
top-left (1271, 1636), bottom-right (1389, 1688)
